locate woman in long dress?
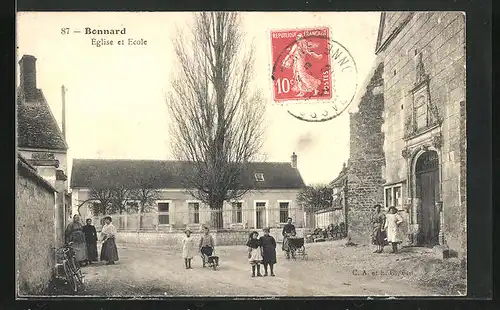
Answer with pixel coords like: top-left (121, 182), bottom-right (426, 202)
top-left (384, 206), bottom-right (404, 253)
top-left (281, 33), bottom-right (323, 97)
top-left (65, 214), bottom-right (88, 266)
top-left (83, 218), bottom-right (99, 264)
top-left (100, 216), bottom-right (119, 265)
top-left (371, 204), bottom-right (387, 253)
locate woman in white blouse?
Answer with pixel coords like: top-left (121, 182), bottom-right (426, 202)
top-left (100, 216), bottom-right (119, 265)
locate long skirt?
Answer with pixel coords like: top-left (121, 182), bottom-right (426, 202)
top-left (100, 238), bottom-right (119, 262)
top-left (86, 241), bottom-right (99, 261)
top-left (71, 241), bottom-right (88, 262)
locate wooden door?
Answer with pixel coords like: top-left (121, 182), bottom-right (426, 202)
top-left (415, 151), bottom-right (440, 246)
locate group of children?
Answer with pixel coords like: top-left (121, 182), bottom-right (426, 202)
top-left (181, 225), bottom-right (278, 277)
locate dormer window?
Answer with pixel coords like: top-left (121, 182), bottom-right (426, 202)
top-left (254, 173), bottom-right (264, 182)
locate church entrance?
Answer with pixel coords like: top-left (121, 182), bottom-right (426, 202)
top-left (415, 150), bottom-right (440, 246)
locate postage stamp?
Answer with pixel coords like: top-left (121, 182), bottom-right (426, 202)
top-left (271, 27), bottom-right (332, 102)
top-left (270, 27), bottom-right (358, 122)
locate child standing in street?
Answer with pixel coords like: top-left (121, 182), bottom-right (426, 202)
top-left (199, 226), bottom-right (215, 268)
top-left (259, 227), bottom-right (277, 276)
top-left (182, 228), bottom-right (196, 269)
top-left (247, 231), bottom-right (263, 277)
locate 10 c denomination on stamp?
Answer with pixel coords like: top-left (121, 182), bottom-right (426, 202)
top-left (271, 27), bottom-right (332, 102)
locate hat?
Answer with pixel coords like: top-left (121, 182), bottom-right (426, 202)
top-left (262, 227), bottom-right (270, 233)
top-left (374, 204), bottom-right (382, 209)
top-left (388, 206), bottom-right (398, 212)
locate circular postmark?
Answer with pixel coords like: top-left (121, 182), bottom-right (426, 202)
top-left (270, 29), bottom-right (358, 122)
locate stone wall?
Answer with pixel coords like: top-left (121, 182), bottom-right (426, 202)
top-left (16, 160), bottom-right (56, 296)
top-left (116, 228), bottom-right (308, 248)
top-left (376, 12), bottom-right (466, 255)
top-left (346, 62), bottom-right (386, 242)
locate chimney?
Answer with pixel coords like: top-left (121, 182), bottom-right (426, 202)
top-left (291, 152), bottom-right (297, 169)
top-left (19, 55), bottom-right (37, 100)
top-left (61, 85), bottom-right (66, 140)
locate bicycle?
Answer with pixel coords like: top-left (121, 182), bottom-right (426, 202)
top-left (55, 242), bottom-right (85, 293)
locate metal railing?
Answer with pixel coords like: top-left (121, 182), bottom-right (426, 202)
top-left (90, 207), bottom-right (305, 232)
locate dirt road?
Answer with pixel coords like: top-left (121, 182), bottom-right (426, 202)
top-left (74, 239), bottom-right (464, 297)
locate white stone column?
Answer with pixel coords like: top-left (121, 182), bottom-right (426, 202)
top-left (436, 201), bottom-right (445, 244)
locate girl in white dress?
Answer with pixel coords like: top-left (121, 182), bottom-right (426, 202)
top-left (182, 229), bottom-right (196, 269)
top-left (384, 206), bottom-right (404, 253)
top-left (246, 231), bottom-right (263, 277)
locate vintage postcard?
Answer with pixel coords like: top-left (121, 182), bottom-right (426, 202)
top-left (15, 11), bottom-right (467, 297)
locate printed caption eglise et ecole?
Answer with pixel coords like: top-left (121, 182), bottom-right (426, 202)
top-left (61, 27), bottom-right (147, 47)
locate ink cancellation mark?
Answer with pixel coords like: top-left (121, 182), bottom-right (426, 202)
top-left (270, 27), bottom-right (358, 122)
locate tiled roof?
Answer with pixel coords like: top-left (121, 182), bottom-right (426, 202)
top-left (17, 88), bottom-right (68, 151)
top-left (70, 159), bottom-right (306, 190)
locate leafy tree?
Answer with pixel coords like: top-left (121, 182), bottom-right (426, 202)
top-left (297, 184), bottom-right (333, 213)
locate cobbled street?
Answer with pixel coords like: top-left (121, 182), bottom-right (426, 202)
top-left (74, 240), bottom-right (465, 297)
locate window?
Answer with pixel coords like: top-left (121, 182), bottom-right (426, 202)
top-left (384, 185), bottom-right (403, 210)
top-left (157, 202), bottom-right (170, 225)
top-left (232, 202), bottom-right (242, 223)
top-left (279, 202), bottom-right (289, 223)
top-left (254, 173), bottom-right (265, 182)
top-left (188, 202), bottom-right (200, 224)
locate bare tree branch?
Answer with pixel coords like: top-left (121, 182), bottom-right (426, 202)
top-left (166, 11), bottom-right (266, 227)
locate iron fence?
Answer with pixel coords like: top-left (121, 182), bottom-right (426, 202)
top-left (90, 207), bottom-right (306, 232)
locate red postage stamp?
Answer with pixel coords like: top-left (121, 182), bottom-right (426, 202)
top-left (271, 27), bottom-right (332, 102)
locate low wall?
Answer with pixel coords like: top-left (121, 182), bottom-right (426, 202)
top-left (16, 158), bottom-right (57, 296)
top-left (116, 228), bottom-right (309, 247)
top-left (315, 208), bottom-right (345, 229)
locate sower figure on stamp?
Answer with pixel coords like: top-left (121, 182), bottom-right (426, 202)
top-left (282, 217), bottom-right (296, 259)
top-left (281, 33), bottom-right (323, 97)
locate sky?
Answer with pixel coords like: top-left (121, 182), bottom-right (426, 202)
top-left (16, 12), bottom-right (380, 185)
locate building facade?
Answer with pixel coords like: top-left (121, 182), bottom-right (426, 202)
top-left (17, 54), bottom-right (71, 247)
top-left (70, 154), bottom-right (307, 232)
top-left (315, 163), bottom-right (348, 230)
top-left (347, 12), bottom-right (466, 256)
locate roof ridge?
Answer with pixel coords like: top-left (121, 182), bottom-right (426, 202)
top-left (72, 158), bottom-right (292, 164)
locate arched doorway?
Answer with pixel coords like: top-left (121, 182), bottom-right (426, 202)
top-left (415, 150), bottom-right (440, 246)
